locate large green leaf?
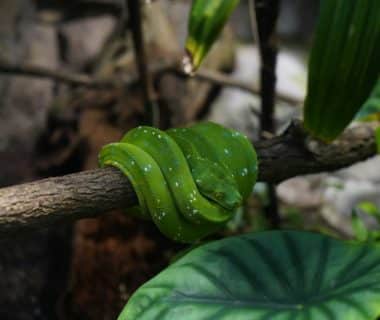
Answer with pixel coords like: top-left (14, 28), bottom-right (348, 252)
top-left (118, 231), bottom-right (380, 320)
top-left (184, 0), bottom-right (239, 72)
top-left (304, 0), bottom-right (380, 141)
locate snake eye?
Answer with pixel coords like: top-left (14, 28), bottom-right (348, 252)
top-left (215, 192), bottom-right (223, 200)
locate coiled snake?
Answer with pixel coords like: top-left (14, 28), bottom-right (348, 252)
top-left (98, 122), bottom-right (257, 242)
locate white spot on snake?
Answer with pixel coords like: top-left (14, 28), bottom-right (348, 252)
top-left (158, 134), bottom-right (162, 139)
top-left (175, 182), bottom-right (179, 187)
top-left (168, 167), bottom-right (173, 172)
top-left (193, 209), bottom-right (198, 214)
top-left (224, 148), bottom-right (230, 154)
top-left (192, 190), bottom-right (196, 195)
top-left (196, 179), bottom-right (201, 183)
top-left (130, 160), bottom-right (135, 165)
top-left (152, 131), bottom-right (156, 135)
top-left (144, 166), bottom-right (150, 172)
top-left (186, 154), bottom-right (191, 159)
top-left (162, 211), bottom-right (166, 217)
top-left (241, 167), bottom-right (248, 176)
top-left (143, 130), bottom-right (147, 133)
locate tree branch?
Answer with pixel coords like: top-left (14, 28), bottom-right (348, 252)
top-left (127, 0), bottom-right (158, 124)
top-left (254, 0), bottom-right (281, 226)
top-left (0, 58), bottom-right (119, 88)
top-left (163, 67), bottom-right (300, 106)
top-left (0, 121), bottom-right (376, 238)
top-left (0, 59), bottom-right (300, 105)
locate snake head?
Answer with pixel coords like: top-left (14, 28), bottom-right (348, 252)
top-left (190, 157), bottom-right (243, 211)
top-left (210, 185), bottom-right (243, 211)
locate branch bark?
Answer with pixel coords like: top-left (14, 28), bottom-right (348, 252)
top-left (0, 121), bottom-right (377, 238)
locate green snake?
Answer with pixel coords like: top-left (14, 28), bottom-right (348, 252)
top-left (98, 122), bottom-right (258, 243)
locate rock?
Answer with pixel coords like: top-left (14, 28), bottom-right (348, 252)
top-left (321, 156), bottom-right (380, 234)
top-left (277, 175), bottom-right (323, 209)
top-left (207, 45), bottom-right (305, 139)
top-left (60, 15), bottom-right (116, 69)
top-left (0, 18), bottom-right (58, 185)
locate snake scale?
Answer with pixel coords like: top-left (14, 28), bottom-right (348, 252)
top-left (98, 122), bottom-right (258, 243)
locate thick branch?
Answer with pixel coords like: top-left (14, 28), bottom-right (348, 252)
top-left (0, 168), bottom-right (137, 237)
top-left (0, 121), bottom-right (377, 238)
top-left (256, 121), bottom-right (377, 182)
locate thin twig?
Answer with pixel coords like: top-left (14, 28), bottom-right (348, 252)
top-left (0, 58), bottom-right (119, 88)
top-left (127, 0), bottom-right (158, 125)
top-left (248, 0), bottom-right (262, 61)
top-left (163, 67), bottom-right (300, 105)
top-left (0, 59), bottom-right (301, 105)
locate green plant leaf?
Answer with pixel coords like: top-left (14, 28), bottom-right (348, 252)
top-left (376, 127), bottom-right (380, 154)
top-left (357, 202), bottom-right (380, 221)
top-left (185, 0), bottom-right (239, 71)
top-left (304, 0), bottom-right (380, 141)
top-left (118, 231), bottom-right (380, 320)
top-left (351, 209), bottom-right (369, 241)
top-left (356, 78), bottom-right (380, 121)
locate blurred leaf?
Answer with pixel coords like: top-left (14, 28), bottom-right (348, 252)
top-left (358, 201), bottom-right (380, 220)
top-left (185, 0), bottom-right (239, 71)
top-left (376, 126), bottom-right (380, 154)
top-left (304, 0), bottom-right (380, 141)
top-left (118, 231), bottom-right (380, 320)
top-left (356, 78), bottom-right (380, 121)
top-left (351, 209), bottom-right (369, 241)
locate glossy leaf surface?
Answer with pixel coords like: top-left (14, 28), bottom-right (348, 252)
top-left (118, 231), bottom-right (380, 320)
top-left (185, 0), bottom-right (239, 71)
top-left (304, 0), bottom-right (380, 141)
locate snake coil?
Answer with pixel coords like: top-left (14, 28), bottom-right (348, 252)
top-left (98, 122), bottom-right (257, 243)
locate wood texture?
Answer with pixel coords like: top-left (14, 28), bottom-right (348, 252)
top-left (0, 121), bottom-right (377, 238)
